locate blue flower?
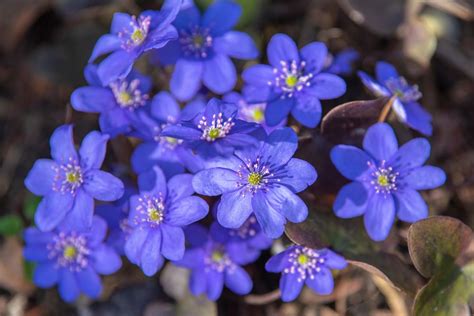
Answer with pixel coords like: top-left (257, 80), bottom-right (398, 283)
top-left (331, 123), bottom-right (446, 241)
top-left (23, 216), bottom-right (122, 302)
top-left (154, 2), bottom-right (258, 101)
top-left (161, 98), bottom-right (260, 158)
top-left (175, 224), bottom-right (254, 300)
top-left (25, 125), bottom-right (124, 232)
top-left (89, 0), bottom-right (181, 85)
top-left (130, 91), bottom-right (207, 178)
top-left (265, 246), bottom-right (347, 301)
top-left (242, 33), bottom-right (346, 128)
top-left (192, 127), bottom-right (317, 238)
top-left (71, 65), bottom-right (151, 138)
top-left (124, 166), bottom-right (209, 276)
top-left (358, 61), bottom-right (432, 135)
top-left (325, 48), bottom-right (359, 75)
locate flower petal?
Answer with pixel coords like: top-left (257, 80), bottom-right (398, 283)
top-left (83, 170), bottom-right (124, 202)
top-left (395, 189), bottom-right (428, 223)
top-left (206, 269), bottom-right (224, 300)
top-left (138, 166), bottom-right (167, 196)
top-left (192, 168), bottom-right (239, 196)
top-left (160, 224), bottom-right (185, 260)
top-left (33, 263), bottom-right (58, 288)
top-left (265, 249), bottom-right (291, 272)
top-left (71, 87), bottom-right (115, 113)
top-left (307, 73), bottom-right (346, 100)
top-left (25, 159), bottom-right (57, 196)
top-left (153, 40), bottom-right (181, 66)
top-left (79, 131), bottom-right (109, 170)
top-left (305, 266), bottom-right (334, 295)
top-left (174, 5), bottom-right (200, 30)
top-left (111, 13), bottom-right (132, 35)
top-left (140, 230), bottom-right (164, 276)
top-left (35, 193), bottom-right (73, 232)
top-left (252, 191), bottom-right (286, 238)
top-left (76, 266), bottom-right (102, 298)
top-left (389, 138), bottom-right (430, 171)
top-left (202, 1), bottom-right (242, 36)
top-left (282, 158), bottom-right (317, 192)
top-left (266, 185), bottom-right (308, 223)
top-left (92, 244), bottom-right (122, 275)
top-left (190, 270), bottom-right (207, 296)
top-left (267, 34), bottom-right (299, 68)
top-left (50, 125), bottom-right (77, 164)
top-left (85, 216), bottom-right (108, 247)
top-left (280, 272), bottom-right (303, 302)
top-left (150, 91), bottom-right (180, 122)
top-left (24, 245), bottom-right (49, 262)
top-left (170, 59), bottom-right (203, 101)
top-left (202, 54), bottom-right (237, 94)
top-left (300, 42), bottom-right (327, 74)
top-left (375, 61), bottom-right (399, 84)
top-left (125, 228), bottom-right (148, 264)
top-left (333, 181), bottom-right (370, 218)
top-left (323, 250), bottom-right (348, 270)
top-left (97, 50), bottom-right (135, 86)
top-left (167, 173), bottom-right (194, 200)
top-left (242, 64), bottom-right (274, 86)
top-left (151, 0), bottom-right (181, 32)
top-left (225, 266), bottom-right (252, 295)
top-left (364, 194), bottom-right (395, 241)
top-left (166, 196), bottom-right (209, 226)
top-left (143, 25), bottom-right (178, 52)
top-left (330, 145), bottom-right (373, 181)
top-left (357, 71), bottom-right (389, 97)
top-left (403, 101), bottom-right (433, 136)
top-left (217, 190), bottom-right (253, 228)
top-left (261, 127), bottom-right (298, 166)
top-left (59, 269), bottom-right (80, 302)
top-left (403, 166), bottom-right (446, 190)
top-left (62, 189), bottom-right (94, 231)
top-left (89, 34), bottom-right (121, 63)
top-left (265, 97), bottom-right (294, 127)
top-left (363, 123), bottom-right (398, 162)
top-left (291, 94), bottom-right (322, 128)
top-left (214, 31), bottom-right (258, 59)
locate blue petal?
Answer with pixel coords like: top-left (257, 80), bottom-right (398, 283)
top-left (363, 123), bottom-right (398, 162)
top-left (125, 228), bottom-right (148, 265)
top-left (92, 248), bottom-right (120, 275)
top-left (33, 263), bottom-right (58, 288)
top-left (153, 40), bottom-right (181, 66)
top-left (265, 249), bottom-right (291, 272)
top-left (252, 192), bottom-right (286, 238)
top-left (111, 12), bottom-right (132, 35)
top-left (25, 159), bottom-right (57, 196)
top-left (150, 91), bottom-right (180, 122)
top-left (79, 131), bottom-right (109, 170)
top-left (167, 174), bottom-right (194, 201)
top-left (181, 97), bottom-right (207, 121)
top-left (83, 170), bottom-right (124, 201)
top-left (242, 84), bottom-right (272, 103)
top-left (206, 269), bottom-right (224, 300)
top-left (58, 269), bottom-right (80, 302)
top-left (192, 168), bottom-right (239, 196)
top-left (170, 59), bottom-right (203, 101)
top-left (357, 71), bottom-right (389, 97)
top-left (403, 166), bottom-right (446, 190)
top-left (190, 269), bottom-right (207, 296)
top-left (84, 64), bottom-right (101, 86)
top-left (160, 124), bottom-right (202, 141)
top-left (50, 125), bottom-right (77, 164)
top-left (76, 266), bottom-right (102, 298)
top-left (214, 31), bottom-right (258, 59)
top-left (24, 227), bottom-right (54, 245)
top-left (267, 34), bottom-right (299, 68)
top-left (35, 193), bottom-right (73, 232)
top-left (307, 73), bottom-right (346, 100)
top-left (98, 108), bottom-right (132, 137)
top-left (140, 230), bottom-right (164, 276)
top-left (261, 127), bottom-right (298, 166)
top-left (403, 102), bottom-right (433, 136)
top-left (305, 266), bottom-right (334, 295)
top-left (177, 247), bottom-right (205, 269)
top-left (86, 216), bottom-right (108, 247)
top-left (242, 64), bottom-right (274, 86)
top-left (184, 224), bottom-right (208, 247)
top-left (300, 42), bottom-right (328, 74)
top-left (174, 5), bottom-right (200, 30)
top-left (224, 266), bottom-right (252, 295)
top-left (395, 189), bottom-right (428, 223)
top-left (330, 145), bottom-right (373, 180)
top-left (150, 0), bottom-right (182, 32)
top-left (389, 138), bottom-right (430, 171)
top-left (71, 87), bottom-right (115, 113)
top-left (280, 272), bottom-right (303, 302)
top-left (375, 61), bottom-right (399, 84)
top-left (97, 50), bottom-right (135, 86)
top-left (291, 94), bottom-right (321, 128)
top-left (62, 189), bottom-right (94, 231)
top-left (89, 34), bottom-right (121, 63)
top-left (143, 25), bottom-right (178, 52)
top-left (333, 181), bottom-right (370, 218)
top-left (24, 245), bottom-right (49, 262)
top-left (323, 249), bottom-right (348, 270)
top-left (203, 54), bottom-right (237, 94)
top-left (217, 190), bottom-right (253, 228)
top-left (166, 196), bottom-right (209, 226)
top-left (202, 1), bottom-right (242, 36)
top-left (364, 194), bottom-right (395, 241)
top-left (265, 185), bottom-right (308, 223)
top-left (282, 158), bottom-right (317, 192)
top-left (160, 224), bottom-right (185, 260)
top-left (138, 166), bottom-right (167, 196)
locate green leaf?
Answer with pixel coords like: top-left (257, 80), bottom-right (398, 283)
top-left (0, 215), bottom-right (23, 236)
top-left (407, 216), bottom-right (472, 278)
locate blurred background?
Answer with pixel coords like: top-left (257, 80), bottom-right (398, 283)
top-left (0, 0), bottom-right (473, 315)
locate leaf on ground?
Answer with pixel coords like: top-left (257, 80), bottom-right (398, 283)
top-left (0, 237), bottom-right (34, 294)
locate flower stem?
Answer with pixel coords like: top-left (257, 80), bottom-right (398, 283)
top-left (244, 289), bottom-right (281, 305)
top-left (378, 96), bottom-right (397, 123)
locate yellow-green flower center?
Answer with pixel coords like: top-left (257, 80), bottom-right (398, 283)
top-left (165, 137), bottom-right (178, 144)
top-left (297, 254), bottom-right (309, 265)
top-left (148, 208), bottom-right (163, 222)
top-left (285, 75), bottom-right (298, 88)
top-left (66, 171), bottom-right (81, 184)
top-left (63, 246), bottom-right (77, 259)
top-left (193, 35), bottom-right (204, 47)
top-left (377, 174), bottom-right (390, 187)
top-left (248, 172), bottom-right (262, 186)
top-left (208, 128), bottom-right (220, 140)
top-left (211, 250), bottom-right (224, 262)
top-left (118, 91), bottom-right (132, 104)
top-left (131, 29), bottom-right (145, 43)
top-left (252, 109), bottom-right (264, 122)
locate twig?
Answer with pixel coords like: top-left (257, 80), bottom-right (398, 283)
top-left (244, 289), bottom-right (281, 305)
top-left (377, 96), bottom-right (397, 123)
top-left (371, 275), bottom-right (409, 316)
top-left (424, 0), bottom-right (474, 21)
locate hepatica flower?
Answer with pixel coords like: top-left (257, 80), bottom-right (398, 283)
top-left (161, 98), bottom-right (259, 158)
top-left (331, 123), bottom-right (446, 241)
top-left (358, 61), bottom-right (432, 135)
top-left (175, 224), bottom-right (254, 300)
top-left (125, 167), bottom-right (208, 276)
top-left (242, 34), bottom-right (346, 128)
top-left (89, 0), bottom-right (181, 85)
top-left (265, 246), bottom-right (347, 301)
top-left (325, 48), bottom-right (359, 76)
top-left (71, 65), bottom-right (151, 138)
top-left (23, 216), bottom-right (122, 302)
top-left (193, 127), bottom-right (317, 238)
top-left (154, 2), bottom-right (258, 101)
top-left (25, 125), bottom-right (124, 232)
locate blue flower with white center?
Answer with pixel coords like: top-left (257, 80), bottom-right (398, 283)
top-left (324, 48), bottom-right (359, 75)
top-left (331, 123), bottom-right (446, 241)
top-left (242, 33), bottom-right (346, 128)
top-left (192, 127), bottom-right (317, 238)
top-left (175, 224), bottom-right (254, 300)
top-left (24, 125), bottom-right (124, 232)
top-left (265, 246), bottom-right (347, 302)
top-left (161, 98), bottom-right (260, 158)
top-left (124, 166), bottom-right (208, 276)
top-left (130, 91), bottom-right (207, 178)
top-left (358, 61), bottom-right (432, 135)
top-left (154, 2), bottom-right (258, 101)
top-left (89, 0), bottom-right (181, 85)
top-left (71, 65), bottom-right (151, 138)
top-left (23, 216), bottom-right (122, 302)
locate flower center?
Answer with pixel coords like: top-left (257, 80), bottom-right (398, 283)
top-left (248, 172), bottom-right (263, 186)
top-left (270, 60), bottom-right (313, 98)
top-left (385, 77), bottom-right (422, 103)
top-left (368, 161), bottom-right (399, 194)
top-left (66, 170), bottom-right (82, 184)
top-left (211, 250), bottom-right (224, 263)
top-left (119, 15), bottom-right (151, 50)
top-left (285, 75), bottom-right (298, 88)
top-left (110, 79), bottom-right (149, 110)
top-left (63, 245), bottom-right (77, 259)
top-left (48, 232), bottom-right (90, 272)
top-left (297, 254), bottom-right (309, 265)
top-left (284, 247), bottom-right (326, 282)
top-left (238, 101), bottom-right (266, 124)
top-left (135, 194), bottom-right (166, 228)
top-left (180, 27), bottom-right (213, 59)
top-left (205, 245), bottom-right (234, 273)
top-left (237, 157), bottom-right (276, 196)
top-left (148, 207), bottom-right (164, 223)
top-left (53, 158), bottom-right (83, 194)
top-left (198, 113), bottom-right (235, 142)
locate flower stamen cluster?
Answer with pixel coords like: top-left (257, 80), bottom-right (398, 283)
top-left (180, 27), bottom-right (213, 59)
top-left (270, 60), bottom-right (313, 98)
top-left (283, 247), bottom-right (325, 283)
top-left (236, 157), bottom-right (276, 196)
top-left (204, 246), bottom-right (234, 273)
top-left (119, 16), bottom-right (151, 50)
top-left (52, 158), bottom-right (84, 194)
top-left (198, 113), bottom-right (235, 142)
top-left (135, 194), bottom-right (166, 227)
top-left (385, 77), bottom-right (422, 103)
top-left (110, 79), bottom-right (149, 110)
top-left (48, 231), bottom-right (90, 272)
top-left (368, 160), bottom-right (399, 195)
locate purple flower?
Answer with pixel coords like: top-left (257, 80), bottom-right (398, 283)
top-left (71, 65), bottom-right (151, 138)
top-left (130, 91), bottom-right (207, 178)
top-left (161, 98), bottom-right (260, 158)
top-left (175, 224), bottom-right (254, 300)
top-left (265, 246), bottom-right (347, 301)
top-left (23, 216), bottom-right (122, 302)
top-left (242, 34), bottom-right (346, 128)
top-left (24, 125), bottom-right (124, 232)
top-left (124, 166), bottom-right (209, 276)
top-left (154, 2), bottom-right (258, 101)
top-left (358, 61), bottom-right (432, 135)
top-left (192, 127), bottom-right (317, 238)
top-left (331, 123), bottom-right (446, 241)
top-left (89, 0), bottom-right (181, 85)
top-left (325, 48), bottom-right (359, 75)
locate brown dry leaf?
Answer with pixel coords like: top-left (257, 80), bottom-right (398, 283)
top-left (0, 237), bottom-right (34, 294)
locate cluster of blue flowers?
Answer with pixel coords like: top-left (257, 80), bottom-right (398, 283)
top-left (23, 0), bottom-right (446, 303)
